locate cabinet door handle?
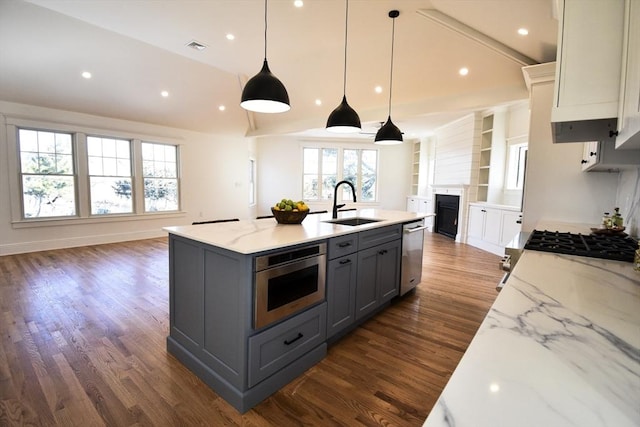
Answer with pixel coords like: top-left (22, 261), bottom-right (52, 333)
top-left (516, 220), bottom-right (522, 224)
top-left (589, 152), bottom-right (597, 157)
top-left (378, 249), bottom-right (388, 255)
top-left (337, 242), bottom-right (352, 248)
top-left (609, 130), bottom-right (619, 138)
top-left (481, 209), bottom-right (486, 212)
top-left (581, 159), bottom-right (588, 164)
top-left (284, 332), bottom-right (303, 345)
top-left (339, 258), bottom-right (352, 265)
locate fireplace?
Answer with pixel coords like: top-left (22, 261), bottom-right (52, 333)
top-left (435, 194), bottom-right (459, 239)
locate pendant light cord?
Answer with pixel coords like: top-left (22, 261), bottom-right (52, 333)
top-left (342, 0), bottom-right (349, 95)
top-left (263, 0), bottom-right (268, 60)
top-left (388, 13), bottom-right (396, 117)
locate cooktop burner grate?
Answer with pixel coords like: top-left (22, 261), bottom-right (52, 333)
top-left (524, 230), bottom-right (637, 262)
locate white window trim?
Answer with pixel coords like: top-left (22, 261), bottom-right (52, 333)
top-left (6, 116), bottom-right (185, 228)
top-left (505, 135), bottom-right (528, 191)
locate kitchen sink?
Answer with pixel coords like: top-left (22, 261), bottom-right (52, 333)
top-left (323, 217), bottom-right (383, 226)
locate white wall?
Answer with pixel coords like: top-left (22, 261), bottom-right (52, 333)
top-left (0, 101), bottom-right (252, 255)
top-left (255, 135), bottom-right (412, 217)
top-left (521, 67), bottom-right (619, 231)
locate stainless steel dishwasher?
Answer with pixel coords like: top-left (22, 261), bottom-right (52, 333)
top-left (400, 219), bottom-right (427, 295)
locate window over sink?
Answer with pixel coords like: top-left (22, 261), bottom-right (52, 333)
top-left (302, 147), bottom-right (378, 203)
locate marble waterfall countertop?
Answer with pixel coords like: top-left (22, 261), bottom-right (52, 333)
top-left (423, 225), bottom-right (640, 426)
top-left (163, 209), bottom-right (429, 254)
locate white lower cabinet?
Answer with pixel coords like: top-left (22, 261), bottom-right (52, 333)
top-left (467, 204), bottom-right (522, 255)
top-left (406, 196), bottom-right (434, 231)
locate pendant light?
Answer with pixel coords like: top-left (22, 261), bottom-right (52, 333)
top-left (241, 0), bottom-right (290, 113)
top-left (326, 0), bottom-right (361, 133)
top-left (375, 10), bottom-right (403, 145)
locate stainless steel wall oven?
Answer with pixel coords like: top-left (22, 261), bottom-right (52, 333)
top-left (254, 242), bottom-right (326, 329)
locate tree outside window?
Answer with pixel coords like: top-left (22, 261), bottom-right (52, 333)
top-left (18, 129), bottom-right (76, 218)
top-left (142, 142), bottom-right (179, 212)
top-left (303, 147), bottom-right (377, 202)
top-left (88, 136), bottom-right (133, 215)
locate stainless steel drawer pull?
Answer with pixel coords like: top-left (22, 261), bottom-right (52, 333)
top-left (284, 332), bottom-right (303, 345)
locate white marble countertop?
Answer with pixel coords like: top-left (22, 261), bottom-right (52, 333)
top-left (423, 223), bottom-right (640, 426)
top-left (164, 209), bottom-right (430, 254)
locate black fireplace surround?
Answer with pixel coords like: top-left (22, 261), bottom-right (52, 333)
top-left (434, 194), bottom-right (459, 239)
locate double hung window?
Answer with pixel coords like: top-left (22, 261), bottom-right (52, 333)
top-left (13, 122), bottom-right (181, 223)
top-left (19, 129), bottom-right (76, 218)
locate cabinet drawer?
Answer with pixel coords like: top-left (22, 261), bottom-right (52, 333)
top-left (358, 224), bottom-right (402, 250)
top-left (248, 302), bottom-right (326, 387)
top-left (328, 234), bottom-right (358, 259)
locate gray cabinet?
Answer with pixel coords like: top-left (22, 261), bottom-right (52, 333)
top-left (355, 226), bottom-right (402, 321)
top-left (326, 254), bottom-right (357, 338)
top-left (326, 225), bottom-right (402, 335)
top-left (248, 303), bottom-right (326, 387)
top-left (167, 234), bottom-right (326, 414)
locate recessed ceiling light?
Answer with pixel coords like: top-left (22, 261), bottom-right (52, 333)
top-left (459, 67), bottom-right (469, 76)
top-left (226, 33), bottom-right (235, 41)
top-left (161, 91), bottom-right (169, 97)
top-left (315, 99), bottom-right (322, 106)
top-left (374, 86), bottom-right (383, 94)
top-left (81, 71), bottom-right (92, 79)
top-left (219, 105), bottom-right (226, 111)
top-left (294, 0), bottom-right (303, 7)
top-left (186, 40), bottom-right (207, 51)
top-left (518, 28), bottom-right (529, 36)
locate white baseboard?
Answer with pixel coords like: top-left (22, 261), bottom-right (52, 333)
top-left (0, 229), bottom-right (167, 256)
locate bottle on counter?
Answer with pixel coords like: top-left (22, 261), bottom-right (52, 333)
top-left (602, 212), bottom-right (612, 229)
top-left (635, 242), bottom-right (640, 272)
top-left (612, 207), bottom-right (623, 228)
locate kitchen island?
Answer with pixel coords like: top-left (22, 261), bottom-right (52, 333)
top-left (423, 223), bottom-right (640, 426)
top-left (163, 209), bottom-right (428, 413)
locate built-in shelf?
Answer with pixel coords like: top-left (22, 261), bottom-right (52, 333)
top-left (411, 141), bottom-right (421, 195)
top-left (477, 114), bottom-right (494, 202)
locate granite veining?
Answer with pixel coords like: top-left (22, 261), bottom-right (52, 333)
top-left (423, 249), bottom-right (640, 427)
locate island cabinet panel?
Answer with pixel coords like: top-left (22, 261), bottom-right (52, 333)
top-left (355, 239), bottom-right (401, 320)
top-left (248, 303), bottom-right (326, 387)
top-left (326, 254), bottom-right (358, 338)
top-left (170, 238), bottom-right (204, 350)
top-left (203, 249), bottom-right (245, 377)
top-left (168, 235), bottom-right (253, 393)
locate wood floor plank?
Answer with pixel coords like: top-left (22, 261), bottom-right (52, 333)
top-left (0, 232), bottom-right (501, 426)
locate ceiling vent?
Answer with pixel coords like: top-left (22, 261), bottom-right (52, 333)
top-left (186, 40), bottom-right (207, 51)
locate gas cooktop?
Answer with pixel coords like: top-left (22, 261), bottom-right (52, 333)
top-left (524, 230), bottom-right (637, 262)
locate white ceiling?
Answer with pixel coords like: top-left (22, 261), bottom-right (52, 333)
top-left (0, 0), bottom-right (558, 139)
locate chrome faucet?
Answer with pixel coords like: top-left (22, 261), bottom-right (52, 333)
top-left (332, 180), bottom-right (357, 219)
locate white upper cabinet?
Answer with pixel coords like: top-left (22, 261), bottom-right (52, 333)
top-left (616, 0), bottom-right (640, 149)
top-left (551, 0), bottom-right (624, 143)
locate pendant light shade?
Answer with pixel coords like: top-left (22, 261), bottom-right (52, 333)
top-left (326, 0), bottom-right (361, 133)
top-left (375, 115), bottom-right (403, 145)
top-left (241, 0), bottom-right (290, 114)
top-left (375, 10), bottom-right (403, 145)
top-left (326, 95), bottom-right (361, 133)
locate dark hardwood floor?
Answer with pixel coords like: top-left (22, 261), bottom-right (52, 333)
top-left (0, 232), bottom-right (502, 426)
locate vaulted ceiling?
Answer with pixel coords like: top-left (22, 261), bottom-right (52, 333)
top-left (0, 0), bottom-right (558, 139)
